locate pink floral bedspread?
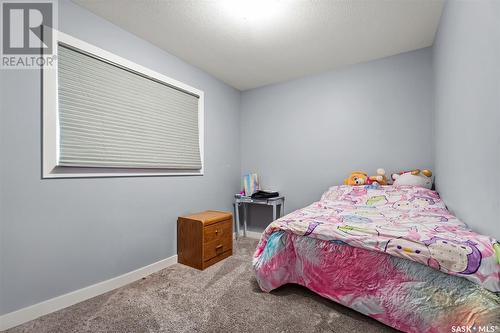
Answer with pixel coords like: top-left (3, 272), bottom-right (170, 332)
top-left (255, 185), bottom-right (500, 292)
top-left (253, 185), bottom-right (500, 332)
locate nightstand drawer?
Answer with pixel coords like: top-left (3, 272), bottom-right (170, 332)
top-left (203, 219), bottom-right (232, 243)
top-left (203, 237), bottom-right (232, 261)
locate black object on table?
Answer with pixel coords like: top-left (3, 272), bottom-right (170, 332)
top-left (251, 190), bottom-right (280, 199)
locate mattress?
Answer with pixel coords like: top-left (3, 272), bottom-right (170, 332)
top-left (253, 185), bottom-right (500, 332)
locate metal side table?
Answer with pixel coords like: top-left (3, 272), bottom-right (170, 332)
top-left (233, 194), bottom-right (285, 238)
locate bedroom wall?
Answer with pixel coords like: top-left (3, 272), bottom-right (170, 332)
top-left (240, 48), bottom-right (434, 230)
top-left (0, 0), bottom-right (240, 315)
top-left (433, 0), bottom-right (500, 240)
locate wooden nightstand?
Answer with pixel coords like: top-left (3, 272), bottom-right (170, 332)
top-left (177, 210), bottom-right (233, 270)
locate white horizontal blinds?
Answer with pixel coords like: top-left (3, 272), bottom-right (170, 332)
top-left (57, 44), bottom-right (201, 170)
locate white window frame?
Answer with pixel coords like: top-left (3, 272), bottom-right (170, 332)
top-left (43, 31), bottom-right (204, 178)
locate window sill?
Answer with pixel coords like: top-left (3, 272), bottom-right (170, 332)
top-left (42, 166), bottom-right (204, 179)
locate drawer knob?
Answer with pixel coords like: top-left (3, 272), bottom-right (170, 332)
top-left (215, 229), bottom-right (219, 234)
top-left (216, 244), bottom-right (223, 250)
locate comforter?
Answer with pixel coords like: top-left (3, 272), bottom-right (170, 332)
top-left (253, 185), bottom-right (500, 332)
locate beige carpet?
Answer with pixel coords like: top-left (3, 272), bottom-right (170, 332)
top-left (5, 238), bottom-right (397, 333)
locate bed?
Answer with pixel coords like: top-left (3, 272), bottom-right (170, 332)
top-left (253, 185), bottom-right (500, 333)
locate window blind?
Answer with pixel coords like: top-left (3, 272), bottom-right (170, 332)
top-left (57, 43), bottom-right (202, 170)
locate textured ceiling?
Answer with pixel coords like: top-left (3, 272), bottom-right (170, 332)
top-left (72, 0), bottom-right (444, 91)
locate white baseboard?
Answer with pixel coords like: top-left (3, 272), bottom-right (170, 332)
top-left (0, 254), bottom-right (178, 331)
top-left (234, 230), bottom-right (263, 240)
top-left (245, 230), bottom-right (263, 239)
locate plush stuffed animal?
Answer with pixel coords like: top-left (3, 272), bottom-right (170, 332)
top-left (392, 169), bottom-right (433, 189)
top-left (368, 168), bottom-right (388, 185)
top-left (344, 171), bottom-right (368, 186)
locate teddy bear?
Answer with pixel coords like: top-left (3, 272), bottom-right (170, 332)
top-left (392, 169), bottom-right (433, 189)
top-left (368, 168), bottom-right (388, 185)
top-left (344, 171), bottom-right (368, 186)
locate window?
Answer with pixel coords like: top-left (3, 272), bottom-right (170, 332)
top-left (43, 32), bottom-right (204, 178)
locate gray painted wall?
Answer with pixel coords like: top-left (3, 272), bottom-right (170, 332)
top-left (3, 0), bottom-right (499, 318)
top-left (240, 48), bottom-right (434, 230)
top-left (0, 0), bottom-right (240, 315)
top-left (433, 0), bottom-right (500, 240)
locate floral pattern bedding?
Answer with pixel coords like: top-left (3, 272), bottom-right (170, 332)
top-left (255, 185), bottom-right (500, 292)
top-left (253, 185), bottom-right (500, 332)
